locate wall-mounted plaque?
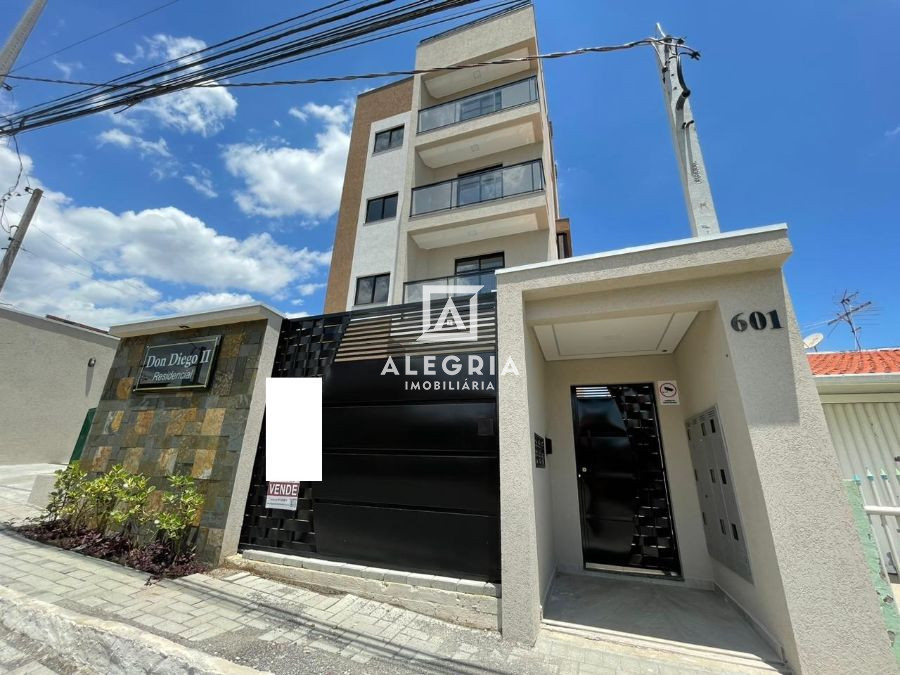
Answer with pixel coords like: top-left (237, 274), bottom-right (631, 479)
top-left (134, 336), bottom-right (221, 391)
top-left (534, 432), bottom-right (546, 469)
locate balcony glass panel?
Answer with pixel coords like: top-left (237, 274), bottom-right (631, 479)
top-left (418, 76), bottom-right (539, 133)
top-left (403, 270), bottom-right (498, 304)
top-left (410, 159), bottom-right (544, 216)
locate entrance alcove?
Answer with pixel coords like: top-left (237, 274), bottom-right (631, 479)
top-left (518, 299), bottom-right (788, 670)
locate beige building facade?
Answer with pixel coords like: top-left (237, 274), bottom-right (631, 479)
top-left (325, 4), bottom-right (568, 313)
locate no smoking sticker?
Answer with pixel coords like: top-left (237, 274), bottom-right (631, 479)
top-left (657, 380), bottom-right (679, 405)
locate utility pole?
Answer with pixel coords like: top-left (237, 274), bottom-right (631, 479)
top-left (0, 0), bottom-right (48, 89)
top-left (652, 23), bottom-right (720, 238)
top-left (0, 187), bottom-right (42, 294)
top-left (827, 290), bottom-right (872, 351)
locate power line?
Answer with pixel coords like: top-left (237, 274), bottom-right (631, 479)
top-left (28, 223), bottom-right (160, 300)
top-left (1, 39), bottom-right (698, 93)
top-left (9, 0), bottom-right (184, 74)
top-left (6, 0), bottom-right (367, 117)
top-left (0, 0), bottom-right (523, 136)
top-left (19, 246), bottom-right (156, 303)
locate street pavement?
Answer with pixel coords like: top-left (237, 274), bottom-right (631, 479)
top-left (0, 465), bottom-right (780, 674)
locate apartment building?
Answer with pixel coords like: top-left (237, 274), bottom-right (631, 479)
top-left (72, 4), bottom-right (896, 673)
top-left (324, 4), bottom-right (569, 313)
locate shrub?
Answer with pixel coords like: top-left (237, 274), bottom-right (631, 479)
top-left (155, 474), bottom-right (205, 559)
top-left (109, 471), bottom-right (154, 538)
top-left (43, 464), bottom-right (86, 523)
top-left (82, 466), bottom-right (125, 533)
top-left (28, 464), bottom-right (207, 579)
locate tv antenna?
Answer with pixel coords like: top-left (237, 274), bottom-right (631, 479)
top-left (827, 291), bottom-right (873, 351)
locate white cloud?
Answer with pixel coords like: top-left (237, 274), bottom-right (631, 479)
top-left (885, 125), bottom-right (900, 138)
top-left (223, 102), bottom-right (351, 220)
top-left (52, 59), bottom-right (83, 79)
top-left (288, 107), bottom-right (308, 122)
top-left (183, 164), bottom-right (217, 198)
top-left (0, 145), bottom-right (330, 328)
top-left (97, 129), bottom-right (171, 158)
top-left (297, 282), bottom-right (325, 296)
top-left (301, 103), bottom-right (350, 126)
top-left (154, 292), bottom-right (255, 314)
top-left (113, 52), bottom-right (133, 65)
top-left (113, 34), bottom-right (237, 137)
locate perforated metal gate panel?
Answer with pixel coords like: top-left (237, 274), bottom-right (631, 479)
top-left (686, 408), bottom-right (752, 581)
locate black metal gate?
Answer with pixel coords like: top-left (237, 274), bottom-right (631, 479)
top-left (239, 297), bottom-right (500, 581)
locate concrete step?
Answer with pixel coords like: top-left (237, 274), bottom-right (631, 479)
top-left (541, 618), bottom-right (790, 674)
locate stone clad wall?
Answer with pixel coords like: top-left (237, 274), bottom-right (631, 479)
top-left (78, 320), bottom-right (268, 563)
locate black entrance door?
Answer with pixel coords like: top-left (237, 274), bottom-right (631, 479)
top-left (571, 384), bottom-right (680, 575)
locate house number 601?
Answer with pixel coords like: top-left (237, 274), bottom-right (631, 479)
top-left (731, 310), bottom-right (782, 332)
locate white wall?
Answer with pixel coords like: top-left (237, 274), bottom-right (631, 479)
top-left (346, 111), bottom-right (411, 310)
top-left (409, 230), bottom-right (551, 283)
top-left (0, 308), bottom-right (117, 465)
top-left (525, 328), bottom-right (556, 605)
top-left (674, 308), bottom-right (792, 653)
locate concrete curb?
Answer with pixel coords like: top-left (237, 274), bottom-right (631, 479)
top-left (225, 553), bottom-right (500, 631)
top-left (0, 585), bottom-right (265, 674)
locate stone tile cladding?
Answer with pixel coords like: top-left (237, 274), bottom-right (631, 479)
top-left (78, 320), bottom-right (267, 563)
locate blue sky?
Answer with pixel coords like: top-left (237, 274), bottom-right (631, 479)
top-left (0, 0), bottom-right (896, 351)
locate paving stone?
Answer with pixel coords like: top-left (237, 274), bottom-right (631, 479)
top-left (0, 482), bottom-right (776, 675)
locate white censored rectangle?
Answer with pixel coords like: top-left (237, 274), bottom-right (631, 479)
top-left (266, 377), bottom-right (322, 482)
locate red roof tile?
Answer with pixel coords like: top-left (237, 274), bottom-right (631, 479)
top-left (808, 349), bottom-right (900, 376)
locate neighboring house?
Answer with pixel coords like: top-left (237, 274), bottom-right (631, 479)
top-left (0, 306), bottom-right (117, 465)
top-left (811, 349), bottom-right (900, 575)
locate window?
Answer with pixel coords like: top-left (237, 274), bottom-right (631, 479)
top-left (455, 252), bottom-right (504, 275)
top-left (365, 193), bottom-right (398, 223)
top-left (373, 125), bottom-right (404, 153)
top-left (355, 273), bottom-right (390, 305)
top-left (456, 165), bottom-right (502, 207)
top-left (459, 90), bottom-right (501, 122)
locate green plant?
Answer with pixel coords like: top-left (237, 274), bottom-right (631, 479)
top-left (109, 471), bottom-right (154, 542)
top-left (155, 474), bottom-right (204, 558)
top-left (43, 464), bottom-right (87, 523)
top-left (82, 465), bottom-right (129, 532)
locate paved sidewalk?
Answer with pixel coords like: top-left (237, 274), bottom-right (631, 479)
top-left (0, 469), bottom-right (780, 674)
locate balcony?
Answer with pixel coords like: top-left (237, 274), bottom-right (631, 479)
top-left (403, 270), bottom-right (498, 303)
top-left (411, 159), bottom-right (544, 217)
top-left (418, 77), bottom-right (538, 134)
top-left (407, 159), bottom-right (548, 249)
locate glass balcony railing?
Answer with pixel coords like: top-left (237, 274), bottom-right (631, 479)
top-left (403, 270), bottom-right (498, 304)
top-left (418, 76), bottom-right (539, 133)
top-left (410, 159), bottom-right (544, 217)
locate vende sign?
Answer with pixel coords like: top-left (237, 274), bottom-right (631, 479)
top-left (265, 481), bottom-right (300, 511)
top-left (135, 336), bottom-right (220, 391)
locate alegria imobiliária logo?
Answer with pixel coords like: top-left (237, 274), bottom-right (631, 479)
top-left (416, 284), bottom-right (482, 343)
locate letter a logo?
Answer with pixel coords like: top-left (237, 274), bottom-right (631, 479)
top-left (434, 298), bottom-right (466, 332)
top-left (417, 284), bottom-right (481, 343)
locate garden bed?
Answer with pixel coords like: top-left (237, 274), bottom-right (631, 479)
top-left (19, 464), bottom-right (208, 579)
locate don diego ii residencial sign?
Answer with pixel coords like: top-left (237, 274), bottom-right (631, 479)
top-left (134, 336), bottom-right (221, 391)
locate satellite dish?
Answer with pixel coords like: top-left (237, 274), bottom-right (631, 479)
top-left (803, 333), bottom-right (824, 350)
